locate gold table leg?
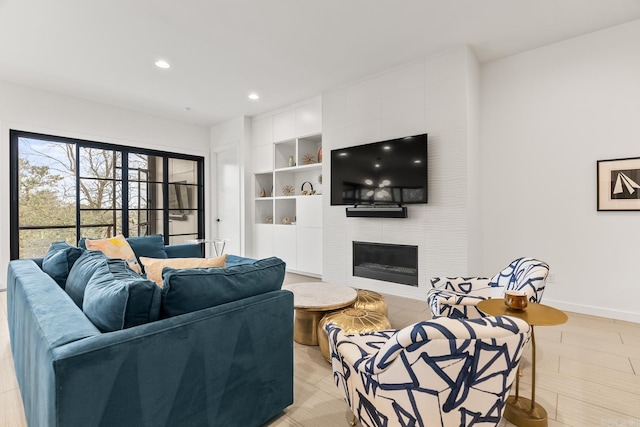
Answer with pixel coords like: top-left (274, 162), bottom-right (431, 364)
top-left (293, 309), bottom-right (325, 345)
top-left (504, 326), bottom-right (548, 427)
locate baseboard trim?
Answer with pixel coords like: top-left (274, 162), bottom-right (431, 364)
top-left (543, 299), bottom-right (640, 323)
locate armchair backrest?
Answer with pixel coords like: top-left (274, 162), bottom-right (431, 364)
top-left (329, 316), bottom-right (530, 427)
top-left (489, 257), bottom-right (549, 303)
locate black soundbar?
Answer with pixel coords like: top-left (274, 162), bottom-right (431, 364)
top-left (345, 205), bottom-right (408, 218)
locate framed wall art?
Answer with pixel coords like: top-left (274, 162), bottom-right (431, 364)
top-left (597, 157), bottom-right (640, 211)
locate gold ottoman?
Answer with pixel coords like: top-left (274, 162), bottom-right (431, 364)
top-left (352, 289), bottom-right (388, 317)
top-left (318, 307), bottom-right (391, 362)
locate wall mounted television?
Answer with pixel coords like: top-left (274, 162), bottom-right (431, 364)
top-left (330, 133), bottom-right (428, 206)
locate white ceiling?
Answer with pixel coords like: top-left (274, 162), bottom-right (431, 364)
top-left (1, 0), bottom-right (639, 127)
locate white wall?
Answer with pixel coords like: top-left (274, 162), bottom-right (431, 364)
top-left (322, 46), bottom-right (480, 299)
top-left (0, 80), bottom-right (210, 288)
top-left (480, 19), bottom-right (640, 322)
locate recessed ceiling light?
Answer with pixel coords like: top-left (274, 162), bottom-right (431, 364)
top-left (248, 93), bottom-right (260, 100)
top-left (414, 159), bottom-right (422, 164)
top-left (155, 60), bottom-right (170, 69)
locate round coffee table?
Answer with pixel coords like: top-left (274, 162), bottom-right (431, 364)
top-left (282, 282), bottom-right (357, 345)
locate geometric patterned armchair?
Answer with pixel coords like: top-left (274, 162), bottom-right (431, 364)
top-left (327, 316), bottom-right (530, 427)
top-left (427, 257), bottom-right (550, 319)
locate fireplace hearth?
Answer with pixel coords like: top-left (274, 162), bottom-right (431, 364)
top-left (353, 241), bottom-right (418, 286)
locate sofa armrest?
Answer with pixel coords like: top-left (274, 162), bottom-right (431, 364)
top-left (50, 290), bottom-right (293, 427)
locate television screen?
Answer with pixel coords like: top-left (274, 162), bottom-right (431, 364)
top-left (330, 133), bottom-right (428, 206)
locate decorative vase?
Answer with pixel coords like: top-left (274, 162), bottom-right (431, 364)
top-left (288, 155), bottom-right (295, 167)
top-left (318, 146), bottom-right (323, 163)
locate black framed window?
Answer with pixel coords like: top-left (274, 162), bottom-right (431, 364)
top-left (10, 130), bottom-right (205, 259)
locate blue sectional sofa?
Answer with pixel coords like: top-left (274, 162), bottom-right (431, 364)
top-left (7, 239), bottom-right (293, 427)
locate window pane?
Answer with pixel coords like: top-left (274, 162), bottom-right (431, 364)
top-left (80, 210), bottom-right (122, 237)
top-left (79, 179), bottom-right (121, 209)
top-left (129, 153), bottom-right (163, 182)
top-left (79, 147), bottom-right (121, 179)
top-left (19, 228), bottom-right (76, 259)
top-left (129, 183), bottom-right (163, 209)
top-left (129, 209), bottom-right (163, 237)
top-left (169, 158), bottom-right (198, 185)
top-left (18, 138), bottom-right (76, 227)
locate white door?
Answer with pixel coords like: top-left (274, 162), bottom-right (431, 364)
top-left (215, 148), bottom-right (240, 256)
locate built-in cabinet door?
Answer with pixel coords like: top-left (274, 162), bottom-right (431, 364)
top-left (297, 227), bottom-right (322, 275)
top-left (251, 144), bottom-right (273, 173)
top-left (273, 110), bottom-right (296, 142)
top-left (254, 224), bottom-right (275, 260)
top-left (273, 225), bottom-right (297, 270)
top-left (296, 196), bottom-right (322, 227)
top-left (295, 101), bottom-right (322, 137)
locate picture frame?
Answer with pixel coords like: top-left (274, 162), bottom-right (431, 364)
top-left (597, 157), bottom-right (640, 211)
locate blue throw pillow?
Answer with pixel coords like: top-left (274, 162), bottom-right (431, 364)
top-left (42, 241), bottom-right (84, 288)
top-left (83, 259), bottom-right (161, 332)
top-left (65, 250), bottom-right (109, 307)
top-left (161, 257), bottom-right (286, 317)
top-left (126, 234), bottom-right (168, 262)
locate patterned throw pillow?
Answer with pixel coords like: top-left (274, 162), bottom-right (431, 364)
top-left (85, 234), bottom-right (142, 274)
top-left (139, 254), bottom-right (227, 287)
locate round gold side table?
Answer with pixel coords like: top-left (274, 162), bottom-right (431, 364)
top-left (318, 307), bottom-right (391, 362)
top-left (477, 299), bottom-right (568, 427)
top-left (352, 289), bottom-right (388, 317)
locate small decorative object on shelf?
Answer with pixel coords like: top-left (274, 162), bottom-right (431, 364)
top-left (259, 188), bottom-right (266, 197)
top-left (302, 153), bottom-right (315, 164)
top-left (317, 146), bottom-right (323, 163)
top-left (288, 155), bottom-right (295, 167)
top-left (270, 186), bottom-right (274, 197)
top-left (282, 217), bottom-right (291, 225)
top-left (265, 216), bottom-right (273, 224)
top-left (282, 185), bottom-right (295, 196)
top-left (301, 181), bottom-right (316, 195)
top-left (318, 174), bottom-right (322, 184)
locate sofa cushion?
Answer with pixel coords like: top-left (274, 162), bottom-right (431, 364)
top-left (82, 235), bottom-right (142, 274)
top-left (125, 234), bottom-right (168, 270)
top-left (65, 250), bottom-right (110, 307)
top-left (161, 256), bottom-right (286, 317)
top-left (164, 243), bottom-right (202, 258)
top-left (139, 254), bottom-right (227, 287)
top-left (41, 241), bottom-right (84, 288)
top-left (83, 259), bottom-right (161, 332)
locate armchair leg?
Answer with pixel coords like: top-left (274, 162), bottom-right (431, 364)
top-left (349, 413), bottom-right (357, 426)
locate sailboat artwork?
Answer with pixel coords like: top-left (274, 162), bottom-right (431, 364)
top-left (597, 157), bottom-right (640, 211)
top-left (611, 170), bottom-right (640, 199)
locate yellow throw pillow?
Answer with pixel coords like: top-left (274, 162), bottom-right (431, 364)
top-left (85, 235), bottom-right (142, 274)
top-left (140, 254), bottom-right (227, 287)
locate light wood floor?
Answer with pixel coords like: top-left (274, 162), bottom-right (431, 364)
top-left (2, 276), bottom-right (639, 427)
